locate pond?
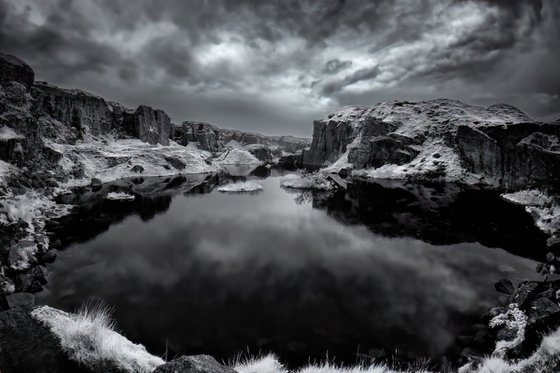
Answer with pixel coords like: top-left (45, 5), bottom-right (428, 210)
top-left (38, 168), bottom-right (546, 368)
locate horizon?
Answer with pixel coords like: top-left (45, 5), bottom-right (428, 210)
top-left (1, 0), bottom-right (559, 136)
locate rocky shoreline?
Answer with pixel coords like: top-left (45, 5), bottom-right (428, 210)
top-left (1, 51), bottom-right (560, 372)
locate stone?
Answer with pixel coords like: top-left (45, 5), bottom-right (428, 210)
top-left (495, 279), bottom-right (515, 295)
top-left (38, 250), bottom-right (57, 264)
top-left (526, 297), bottom-right (560, 328)
top-left (5, 292), bottom-right (35, 310)
top-left (0, 53), bottom-right (35, 90)
top-left (90, 178), bottom-right (102, 187)
top-left (0, 308), bottom-right (89, 373)
top-left (131, 165), bottom-right (145, 174)
top-left (14, 266), bottom-right (48, 293)
top-left (508, 281), bottom-right (539, 309)
top-left (154, 355), bottom-right (237, 373)
top-left (278, 152), bottom-right (303, 167)
top-left (245, 144), bottom-right (273, 163)
top-left (165, 156), bottom-right (186, 170)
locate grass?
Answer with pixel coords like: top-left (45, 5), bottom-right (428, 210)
top-left (29, 304), bottom-right (560, 373)
top-left (31, 304), bottom-right (164, 373)
top-left (234, 354), bottom-right (432, 373)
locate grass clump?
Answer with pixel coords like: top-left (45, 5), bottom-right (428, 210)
top-left (31, 304), bottom-right (163, 373)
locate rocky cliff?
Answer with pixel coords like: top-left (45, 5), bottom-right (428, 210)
top-left (0, 53), bottom-right (173, 161)
top-left (303, 100), bottom-right (560, 190)
top-left (175, 121), bottom-right (310, 155)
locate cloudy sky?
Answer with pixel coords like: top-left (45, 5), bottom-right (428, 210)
top-left (1, 0), bottom-right (559, 136)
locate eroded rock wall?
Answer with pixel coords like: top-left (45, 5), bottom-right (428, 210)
top-left (457, 123), bottom-right (560, 189)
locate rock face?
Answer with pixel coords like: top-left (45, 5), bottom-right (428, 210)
top-left (245, 143), bottom-right (273, 163)
top-left (32, 82), bottom-right (115, 136)
top-left (278, 151), bottom-right (303, 167)
top-left (123, 105), bottom-right (172, 145)
top-left (303, 100), bottom-right (560, 189)
top-left (154, 355), bottom-right (237, 373)
top-left (0, 308), bottom-right (89, 373)
top-left (0, 53), bottom-right (34, 90)
top-left (179, 121), bottom-right (221, 152)
top-left (456, 123), bottom-right (560, 189)
top-left (0, 54), bottom-right (173, 174)
top-left (175, 121), bottom-right (310, 154)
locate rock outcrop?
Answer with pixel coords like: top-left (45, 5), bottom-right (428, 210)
top-left (0, 53), bottom-right (34, 90)
top-left (0, 308), bottom-right (89, 373)
top-left (245, 143), bottom-right (273, 163)
top-left (303, 100), bottom-right (560, 190)
top-left (175, 121), bottom-right (310, 155)
top-left (456, 123), bottom-right (560, 189)
top-left (179, 121), bottom-right (221, 152)
top-left (123, 105), bottom-right (172, 145)
top-left (32, 82), bottom-right (115, 136)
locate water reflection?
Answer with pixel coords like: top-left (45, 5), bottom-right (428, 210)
top-left (40, 174), bottom-right (542, 368)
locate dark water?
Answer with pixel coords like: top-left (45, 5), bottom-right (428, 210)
top-left (38, 169), bottom-right (545, 368)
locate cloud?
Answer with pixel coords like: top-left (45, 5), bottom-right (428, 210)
top-left (323, 59), bottom-right (353, 74)
top-left (0, 0), bottom-right (558, 136)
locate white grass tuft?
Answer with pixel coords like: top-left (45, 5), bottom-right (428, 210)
top-left (235, 353), bottom-right (286, 373)
top-left (280, 172), bottom-right (334, 190)
top-left (105, 191), bottom-right (136, 201)
top-left (31, 305), bottom-right (164, 372)
top-left (218, 181), bottom-right (263, 193)
top-left (234, 354), bottom-right (430, 373)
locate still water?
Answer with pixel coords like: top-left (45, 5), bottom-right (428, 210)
top-left (38, 169), bottom-right (545, 368)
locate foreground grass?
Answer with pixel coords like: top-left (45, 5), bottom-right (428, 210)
top-left (30, 304), bottom-right (560, 373)
top-left (31, 305), bottom-right (164, 373)
top-left (234, 354), bottom-right (431, 373)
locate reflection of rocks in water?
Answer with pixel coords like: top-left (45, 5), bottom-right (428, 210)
top-left (286, 189), bottom-right (334, 206)
top-left (219, 164), bottom-right (259, 177)
top-left (48, 172), bottom-right (256, 248)
top-left (250, 165), bottom-right (271, 178)
top-left (48, 193), bottom-right (173, 247)
top-left (315, 178), bottom-right (549, 260)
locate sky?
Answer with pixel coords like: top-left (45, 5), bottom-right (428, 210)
top-left (1, 0), bottom-right (559, 136)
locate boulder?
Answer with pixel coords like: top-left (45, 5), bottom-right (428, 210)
top-left (245, 144), bottom-right (273, 163)
top-left (0, 308), bottom-right (89, 373)
top-left (131, 165), bottom-right (145, 174)
top-left (123, 105), bottom-right (172, 145)
top-left (0, 53), bottom-right (34, 90)
top-left (507, 281), bottom-right (540, 308)
top-left (153, 355), bottom-right (237, 373)
top-left (278, 152), bottom-right (303, 167)
top-left (5, 292), bottom-right (35, 310)
top-left (165, 156), bottom-right (186, 170)
top-left (90, 178), bottom-right (102, 187)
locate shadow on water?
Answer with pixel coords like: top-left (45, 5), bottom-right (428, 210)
top-left (41, 172), bottom-right (546, 369)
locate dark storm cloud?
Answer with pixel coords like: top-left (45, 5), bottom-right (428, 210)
top-left (0, 0), bottom-right (559, 135)
top-left (323, 59), bottom-right (353, 75)
top-left (321, 65), bottom-right (382, 95)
